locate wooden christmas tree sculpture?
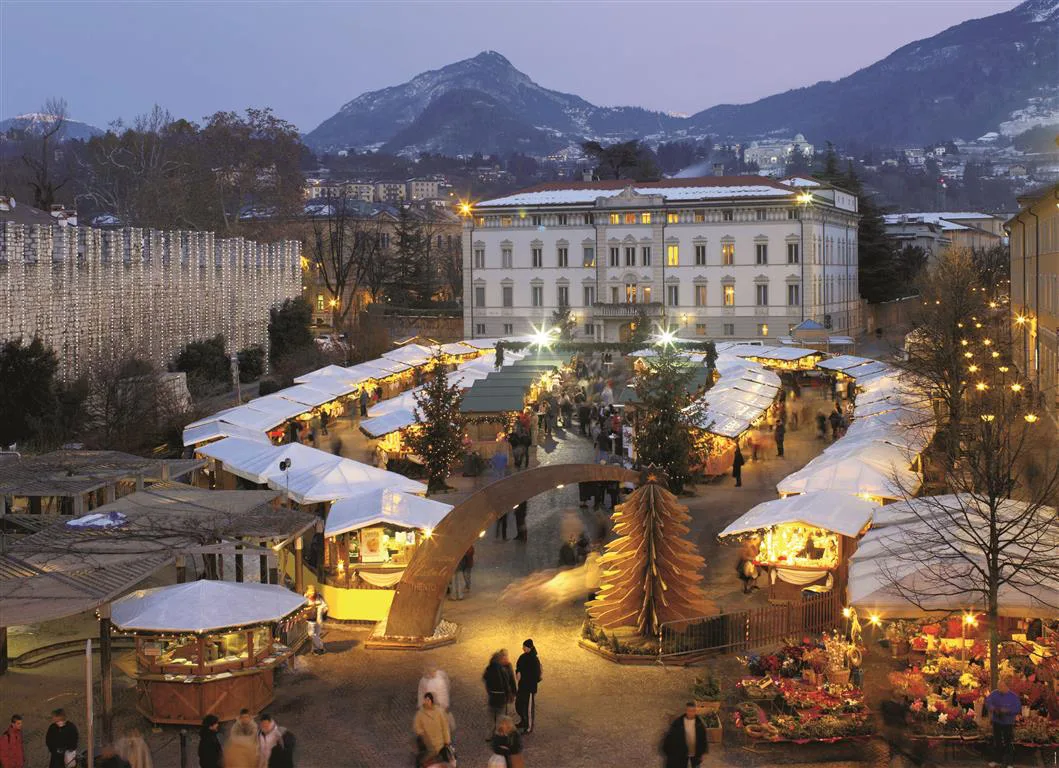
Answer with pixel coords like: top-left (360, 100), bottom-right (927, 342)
top-left (587, 477), bottom-right (714, 637)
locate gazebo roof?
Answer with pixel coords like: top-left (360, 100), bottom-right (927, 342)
top-left (112, 580), bottom-right (308, 633)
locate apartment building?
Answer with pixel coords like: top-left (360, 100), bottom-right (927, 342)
top-left (375, 182), bottom-right (407, 204)
top-left (462, 176), bottom-right (861, 342)
top-left (407, 178), bottom-right (441, 201)
top-left (884, 212), bottom-right (1005, 258)
top-left (1009, 183), bottom-right (1059, 425)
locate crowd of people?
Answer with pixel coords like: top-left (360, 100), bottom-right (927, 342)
top-left (411, 641), bottom-right (542, 768)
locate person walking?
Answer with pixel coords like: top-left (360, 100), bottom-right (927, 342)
top-left (495, 510), bottom-right (509, 540)
top-left (413, 693), bottom-right (453, 767)
top-left (359, 388), bottom-right (369, 418)
top-left (489, 717), bottom-right (524, 768)
top-left (0, 715), bottom-right (23, 768)
top-left (45, 709), bottom-right (78, 768)
top-left (491, 449), bottom-right (509, 483)
top-left (482, 650), bottom-right (516, 738)
top-left (661, 702), bottom-right (708, 768)
top-left (459, 546), bottom-right (474, 593)
top-left (257, 715), bottom-right (294, 768)
top-left (514, 640), bottom-right (542, 734)
top-left (198, 715), bottom-right (223, 768)
top-left (513, 501), bottom-right (528, 542)
top-left (225, 710), bottom-right (259, 768)
top-left (732, 445), bottom-right (745, 487)
top-left (303, 586), bottom-right (328, 654)
top-left (116, 727), bottom-right (152, 768)
top-left (775, 420), bottom-right (786, 458)
top-left (985, 676), bottom-right (1020, 768)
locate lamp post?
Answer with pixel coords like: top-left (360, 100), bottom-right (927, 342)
top-left (459, 201), bottom-right (474, 338)
top-left (279, 458), bottom-right (292, 514)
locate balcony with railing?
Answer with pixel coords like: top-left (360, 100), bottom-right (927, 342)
top-left (590, 302), bottom-right (665, 319)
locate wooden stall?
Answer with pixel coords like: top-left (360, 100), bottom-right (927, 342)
top-left (111, 581), bottom-right (308, 725)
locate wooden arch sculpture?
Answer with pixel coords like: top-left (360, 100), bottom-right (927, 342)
top-left (384, 463), bottom-right (640, 639)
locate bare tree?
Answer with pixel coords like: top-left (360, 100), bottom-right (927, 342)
top-left (881, 376), bottom-right (1059, 688)
top-left (899, 248), bottom-right (987, 466)
top-left (22, 97), bottom-right (70, 210)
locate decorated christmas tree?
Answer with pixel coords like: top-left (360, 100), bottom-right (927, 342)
top-left (406, 353), bottom-right (465, 494)
top-left (587, 474), bottom-right (714, 636)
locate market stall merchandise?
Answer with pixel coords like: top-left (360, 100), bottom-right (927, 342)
top-left (319, 488), bottom-right (453, 621)
top-left (111, 580), bottom-right (308, 725)
top-left (719, 492), bottom-right (876, 600)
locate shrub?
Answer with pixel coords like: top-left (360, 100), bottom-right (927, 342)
top-left (237, 345), bottom-right (265, 383)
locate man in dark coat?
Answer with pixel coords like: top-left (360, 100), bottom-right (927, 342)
top-left (198, 714), bottom-right (223, 768)
top-left (513, 501), bottom-right (528, 542)
top-left (661, 703), bottom-right (708, 768)
top-left (483, 650), bottom-right (516, 737)
top-left (514, 639), bottom-right (542, 733)
top-left (775, 420), bottom-right (786, 458)
top-left (45, 709), bottom-right (78, 768)
top-left (732, 445), bottom-right (745, 487)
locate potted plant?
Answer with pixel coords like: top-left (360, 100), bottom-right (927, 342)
top-left (824, 631), bottom-right (851, 685)
top-left (692, 672), bottom-right (722, 714)
top-left (702, 711), bottom-right (723, 743)
top-left (802, 648), bottom-right (828, 685)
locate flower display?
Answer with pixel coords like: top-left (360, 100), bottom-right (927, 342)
top-left (1015, 713), bottom-right (1059, 745)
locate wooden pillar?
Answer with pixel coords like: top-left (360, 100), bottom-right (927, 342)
top-left (260, 555), bottom-right (268, 584)
top-left (175, 555), bottom-right (187, 584)
top-left (0, 627), bottom-right (8, 675)
top-left (235, 547), bottom-right (244, 583)
top-left (103, 484), bottom-right (116, 504)
top-left (99, 606), bottom-right (114, 743)
top-left (72, 494), bottom-right (85, 516)
top-left (294, 537), bottom-right (304, 594)
top-left (218, 553), bottom-right (224, 581)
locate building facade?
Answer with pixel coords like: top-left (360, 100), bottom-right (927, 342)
top-left (0, 216), bottom-right (301, 382)
top-left (462, 176), bottom-right (860, 342)
top-left (884, 212), bottom-right (1005, 261)
top-left (1008, 183), bottom-right (1059, 426)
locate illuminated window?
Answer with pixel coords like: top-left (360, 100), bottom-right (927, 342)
top-left (624, 212), bottom-right (637, 225)
top-left (695, 323), bottom-right (707, 336)
top-left (667, 212), bottom-right (679, 224)
top-left (667, 244), bottom-right (679, 266)
top-left (694, 244), bottom-right (706, 265)
top-left (641, 212), bottom-right (652, 224)
top-left (694, 285), bottom-right (707, 307)
top-left (724, 285), bottom-right (735, 306)
top-left (500, 216), bottom-right (513, 227)
top-left (693, 210), bottom-right (705, 223)
top-left (722, 242), bottom-right (735, 266)
top-left (582, 247), bottom-right (595, 267)
top-left (757, 323), bottom-right (769, 337)
top-left (625, 283), bottom-right (637, 303)
top-left (609, 213), bottom-right (621, 225)
top-left (316, 294), bottom-right (325, 311)
top-left (642, 286), bottom-right (651, 303)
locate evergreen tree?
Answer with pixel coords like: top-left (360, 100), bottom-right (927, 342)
top-left (629, 307), bottom-right (651, 347)
top-left (843, 165), bottom-right (901, 302)
top-left (0, 337), bottom-right (61, 448)
top-left (389, 205), bottom-right (424, 306)
top-left (550, 305), bottom-right (576, 341)
top-left (587, 479), bottom-right (714, 637)
top-left (268, 298), bottom-right (314, 362)
top-left (815, 141), bottom-right (842, 184)
top-left (633, 346), bottom-right (697, 493)
top-left (406, 353), bottom-right (465, 494)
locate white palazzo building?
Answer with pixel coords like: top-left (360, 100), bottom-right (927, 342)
top-left (462, 175), bottom-right (861, 342)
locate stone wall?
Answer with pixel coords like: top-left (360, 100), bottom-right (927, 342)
top-left (0, 222), bottom-right (301, 382)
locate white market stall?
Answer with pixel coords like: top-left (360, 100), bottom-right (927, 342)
top-left (112, 580), bottom-right (308, 725)
top-left (719, 491), bottom-right (878, 601)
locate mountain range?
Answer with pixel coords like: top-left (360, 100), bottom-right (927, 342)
top-left (305, 0), bottom-right (1059, 155)
top-left (0, 113), bottom-right (104, 141)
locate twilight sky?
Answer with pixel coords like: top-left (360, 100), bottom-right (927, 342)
top-left (1, 0), bottom-right (1021, 133)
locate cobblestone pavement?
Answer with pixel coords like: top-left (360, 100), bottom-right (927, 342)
top-left (8, 388), bottom-right (995, 767)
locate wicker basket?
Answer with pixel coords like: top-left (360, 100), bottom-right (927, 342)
top-left (826, 667), bottom-right (851, 685)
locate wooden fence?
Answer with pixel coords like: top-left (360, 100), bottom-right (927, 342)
top-left (658, 592), bottom-right (841, 663)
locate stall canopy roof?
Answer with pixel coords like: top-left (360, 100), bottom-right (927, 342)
top-left (0, 486), bottom-right (312, 627)
top-left (440, 342), bottom-right (477, 356)
top-left (183, 420), bottom-right (274, 448)
top-left (197, 438), bottom-right (335, 485)
top-left (360, 408), bottom-right (417, 438)
top-left (325, 488), bottom-right (452, 537)
top-left (460, 390), bottom-right (527, 414)
top-left (723, 344), bottom-right (822, 362)
top-left (817, 355), bottom-right (874, 372)
top-left (276, 384), bottom-right (341, 408)
top-left (112, 580), bottom-right (308, 633)
top-left (382, 343), bottom-right (437, 367)
top-left (842, 361), bottom-right (892, 379)
top-left (277, 455), bottom-right (427, 504)
top-left (0, 450), bottom-right (203, 497)
top-left (718, 491), bottom-right (878, 540)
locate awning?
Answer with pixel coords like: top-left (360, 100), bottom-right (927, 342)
top-left (817, 355), bottom-right (874, 372)
top-left (361, 408), bottom-right (417, 438)
top-left (325, 488), bottom-right (452, 537)
top-left (719, 491), bottom-right (878, 539)
top-left (382, 344), bottom-right (437, 367)
top-left (276, 384), bottom-right (340, 408)
top-left (196, 438), bottom-right (335, 485)
top-left (183, 420), bottom-right (273, 448)
top-left (440, 342), bottom-right (477, 356)
top-left (112, 580), bottom-right (308, 633)
top-left (245, 395), bottom-right (312, 423)
top-left (274, 457), bottom-right (427, 504)
top-left (777, 449), bottom-right (921, 500)
top-left (842, 361), bottom-right (892, 379)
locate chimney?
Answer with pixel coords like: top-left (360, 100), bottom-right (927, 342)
top-left (712, 163), bottom-right (724, 177)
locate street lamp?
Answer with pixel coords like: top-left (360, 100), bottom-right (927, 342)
top-left (279, 458), bottom-right (292, 513)
top-left (460, 200), bottom-right (475, 338)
